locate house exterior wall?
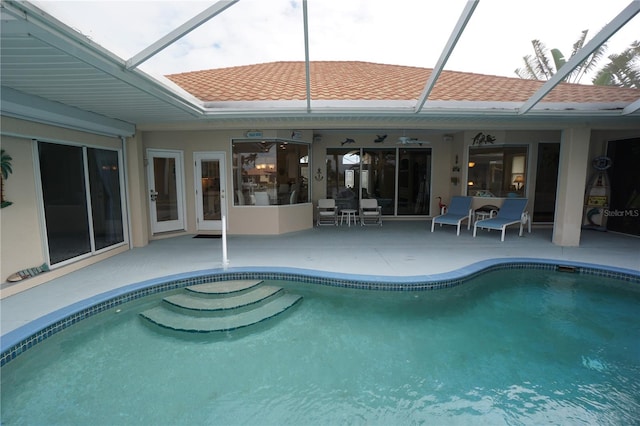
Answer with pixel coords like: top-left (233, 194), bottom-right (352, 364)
top-left (1, 134), bottom-right (43, 283)
top-left (0, 117), bottom-right (127, 289)
top-left (2, 114), bottom-right (636, 290)
top-left (133, 127), bottom-right (591, 241)
top-left (140, 129), bottom-right (315, 236)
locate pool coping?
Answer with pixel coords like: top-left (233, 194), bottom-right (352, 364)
top-left (2, 257), bottom-right (639, 366)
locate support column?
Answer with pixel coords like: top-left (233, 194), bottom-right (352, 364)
top-left (552, 128), bottom-right (590, 246)
top-left (125, 132), bottom-right (150, 247)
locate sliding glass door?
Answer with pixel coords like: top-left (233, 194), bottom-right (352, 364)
top-left (38, 142), bottom-right (126, 265)
top-left (326, 147), bottom-right (431, 216)
top-left (397, 149), bottom-right (431, 215)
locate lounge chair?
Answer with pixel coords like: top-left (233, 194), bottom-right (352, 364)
top-left (359, 199), bottom-right (382, 226)
top-left (316, 199), bottom-right (338, 226)
top-left (473, 198), bottom-right (529, 241)
top-left (254, 191), bottom-right (270, 206)
top-left (431, 196), bottom-right (473, 235)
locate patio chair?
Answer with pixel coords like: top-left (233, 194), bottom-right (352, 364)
top-left (316, 199), bottom-right (338, 226)
top-left (360, 199), bottom-right (382, 226)
top-left (473, 198), bottom-right (529, 241)
top-left (254, 192), bottom-right (270, 206)
top-left (431, 196), bottom-right (473, 235)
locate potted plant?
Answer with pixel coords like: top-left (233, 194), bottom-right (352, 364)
top-left (1, 149), bottom-right (13, 208)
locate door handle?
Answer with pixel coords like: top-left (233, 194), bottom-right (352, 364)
top-left (150, 189), bottom-right (158, 202)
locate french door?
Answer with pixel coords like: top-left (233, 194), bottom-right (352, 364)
top-left (194, 152), bottom-right (227, 231)
top-left (147, 149), bottom-right (186, 234)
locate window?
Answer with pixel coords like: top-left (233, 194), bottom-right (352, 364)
top-left (326, 147), bottom-right (431, 216)
top-left (467, 146), bottom-right (527, 197)
top-left (38, 142), bottom-right (126, 265)
top-left (232, 139), bottom-right (309, 205)
top-left (326, 149), bottom-right (360, 211)
top-left (362, 149), bottom-right (395, 214)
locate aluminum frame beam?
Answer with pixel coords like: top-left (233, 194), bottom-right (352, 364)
top-left (622, 98), bottom-right (640, 115)
top-left (414, 0), bottom-right (479, 113)
top-left (126, 0), bottom-right (239, 70)
top-left (303, 0), bottom-right (312, 113)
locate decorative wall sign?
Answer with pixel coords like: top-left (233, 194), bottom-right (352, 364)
top-left (1, 149), bottom-right (13, 208)
top-left (246, 130), bottom-right (263, 138)
top-left (471, 132), bottom-right (496, 145)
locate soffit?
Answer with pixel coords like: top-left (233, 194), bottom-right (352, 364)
top-left (0, 2), bottom-right (203, 128)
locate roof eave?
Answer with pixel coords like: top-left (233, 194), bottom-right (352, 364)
top-left (200, 99), bottom-right (637, 117)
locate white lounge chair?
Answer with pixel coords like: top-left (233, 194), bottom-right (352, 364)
top-left (254, 192), bottom-right (270, 206)
top-left (431, 196), bottom-right (473, 235)
top-left (473, 198), bottom-right (529, 241)
top-left (360, 199), bottom-right (382, 226)
top-left (316, 199), bottom-right (338, 226)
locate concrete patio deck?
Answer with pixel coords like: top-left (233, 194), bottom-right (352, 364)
top-left (2, 221), bottom-right (639, 337)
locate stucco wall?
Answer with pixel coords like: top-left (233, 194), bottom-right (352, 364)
top-left (3, 118), bottom-right (630, 289)
top-left (141, 129), bottom-right (315, 236)
top-left (0, 117), bottom-right (125, 285)
top-left (0, 135), bottom-right (43, 283)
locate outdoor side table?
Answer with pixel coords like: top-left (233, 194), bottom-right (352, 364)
top-left (340, 209), bottom-right (357, 226)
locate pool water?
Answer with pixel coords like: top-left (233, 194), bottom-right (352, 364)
top-left (2, 269), bottom-right (639, 425)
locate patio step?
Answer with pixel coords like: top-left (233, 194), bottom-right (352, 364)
top-left (163, 285), bottom-right (282, 312)
top-left (140, 293), bottom-right (302, 333)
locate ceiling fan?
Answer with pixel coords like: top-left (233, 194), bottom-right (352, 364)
top-left (396, 136), bottom-right (429, 146)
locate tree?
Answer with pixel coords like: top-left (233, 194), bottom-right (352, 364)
top-left (592, 40), bottom-right (640, 88)
top-left (515, 30), bottom-right (607, 84)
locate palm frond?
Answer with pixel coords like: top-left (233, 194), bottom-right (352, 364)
top-left (531, 39), bottom-right (555, 80)
top-left (550, 48), bottom-right (566, 71)
top-left (570, 30), bottom-right (589, 57)
top-left (515, 55), bottom-right (543, 80)
top-left (1, 149), bottom-right (13, 180)
top-left (593, 40), bottom-right (640, 88)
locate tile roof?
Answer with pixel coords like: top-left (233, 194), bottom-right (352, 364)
top-left (166, 61), bottom-right (639, 104)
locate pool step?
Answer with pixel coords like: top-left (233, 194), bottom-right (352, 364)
top-left (186, 279), bottom-right (263, 296)
top-left (140, 294), bottom-right (302, 333)
top-left (140, 280), bottom-right (302, 334)
top-left (164, 286), bottom-right (283, 312)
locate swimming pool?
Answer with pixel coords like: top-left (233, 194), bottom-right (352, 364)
top-left (2, 265), bottom-right (639, 424)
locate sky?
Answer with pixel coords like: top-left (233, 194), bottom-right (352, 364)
top-left (33, 0), bottom-right (639, 83)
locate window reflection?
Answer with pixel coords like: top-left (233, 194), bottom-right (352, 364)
top-left (232, 139), bottom-right (309, 205)
top-left (362, 149), bottom-right (396, 215)
top-left (467, 146), bottom-right (527, 197)
top-left (39, 143), bottom-right (91, 264)
top-left (88, 148), bottom-right (124, 250)
top-left (326, 149), bottom-right (360, 211)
